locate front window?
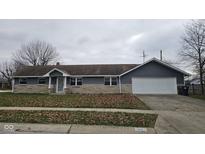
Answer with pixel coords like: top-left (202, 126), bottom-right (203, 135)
top-left (104, 77), bottom-right (110, 85)
top-left (19, 78), bottom-right (27, 84)
top-left (70, 77), bottom-right (82, 86)
top-left (77, 78), bottom-right (82, 85)
top-left (104, 77), bottom-right (117, 86)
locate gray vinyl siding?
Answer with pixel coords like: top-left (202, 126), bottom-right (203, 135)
top-left (65, 77), bottom-right (119, 85)
top-left (121, 61), bottom-right (184, 85)
top-left (83, 77), bottom-right (104, 84)
top-left (83, 77), bottom-right (119, 85)
top-left (14, 77), bottom-right (48, 85)
top-left (50, 70), bottom-right (63, 76)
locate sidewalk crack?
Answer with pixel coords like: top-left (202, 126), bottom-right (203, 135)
top-left (67, 124), bottom-right (72, 134)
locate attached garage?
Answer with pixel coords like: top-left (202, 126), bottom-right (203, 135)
top-left (132, 77), bottom-right (178, 94)
top-left (119, 58), bottom-right (190, 95)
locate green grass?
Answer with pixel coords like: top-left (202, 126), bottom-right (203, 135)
top-left (0, 93), bottom-right (150, 110)
top-left (190, 95), bottom-right (205, 101)
top-left (0, 110), bottom-right (157, 127)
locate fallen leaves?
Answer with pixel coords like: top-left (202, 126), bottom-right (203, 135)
top-left (0, 93), bottom-right (150, 109)
top-left (0, 110), bottom-right (157, 127)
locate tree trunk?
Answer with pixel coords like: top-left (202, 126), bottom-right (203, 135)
top-left (198, 51), bottom-right (204, 95)
top-left (200, 68), bottom-right (204, 95)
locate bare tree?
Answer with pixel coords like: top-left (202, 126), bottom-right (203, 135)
top-left (0, 61), bottom-right (15, 87)
top-left (13, 40), bottom-right (59, 66)
top-left (179, 20), bottom-right (205, 94)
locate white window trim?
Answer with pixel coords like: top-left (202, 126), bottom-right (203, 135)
top-left (71, 77), bottom-right (82, 86)
top-left (111, 77), bottom-right (117, 86)
top-left (104, 77), bottom-right (117, 86)
top-left (75, 78), bottom-right (77, 86)
top-left (76, 77), bottom-right (83, 86)
top-left (104, 77), bottom-right (110, 86)
top-left (110, 77), bottom-right (112, 86)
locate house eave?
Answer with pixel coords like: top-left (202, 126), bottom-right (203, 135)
top-left (43, 68), bottom-right (70, 77)
top-left (12, 76), bottom-right (45, 78)
top-left (12, 75), bottom-right (120, 78)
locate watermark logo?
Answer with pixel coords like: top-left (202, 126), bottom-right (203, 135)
top-left (4, 124), bottom-right (14, 130)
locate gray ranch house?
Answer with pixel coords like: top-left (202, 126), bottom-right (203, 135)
top-left (12, 58), bottom-right (189, 94)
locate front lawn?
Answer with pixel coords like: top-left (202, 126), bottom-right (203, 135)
top-left (0, 110), bottom-right (157, 127)
top-left (190, 95), bottom-right (205, 101)
top-left (0, 93), bottom-right (149, 110)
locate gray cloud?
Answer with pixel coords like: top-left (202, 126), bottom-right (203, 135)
top-left (0, 19), bottom-right (189, 69)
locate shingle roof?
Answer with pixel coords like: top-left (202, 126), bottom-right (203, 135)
top-left (14, 64), bottom-right (138, 76)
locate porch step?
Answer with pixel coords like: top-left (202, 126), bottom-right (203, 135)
top-left (49, 92), bottom-right (65, 95)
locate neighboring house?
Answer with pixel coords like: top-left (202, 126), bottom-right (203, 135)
top-left (0, 78), bottom-right (10, 89)
top-left (188, 78), bottom-right (204, 85)
top-left (12, 58), bottom-right (190, 94)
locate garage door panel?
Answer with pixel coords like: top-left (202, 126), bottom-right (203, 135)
top-left (132, 77), bottom-right (177, 94)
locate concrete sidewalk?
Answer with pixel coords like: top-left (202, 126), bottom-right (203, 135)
top-left (0, 122), bottom-right (156, 134)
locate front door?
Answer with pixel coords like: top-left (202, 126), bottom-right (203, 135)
top-left (57, 77), bottom-right (64, 93)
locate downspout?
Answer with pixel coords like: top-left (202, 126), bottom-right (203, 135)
top-left (119, 76), bottom-right (122, 93)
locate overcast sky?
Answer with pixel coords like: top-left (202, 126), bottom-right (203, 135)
top-left (0, 19), bottom-right (190, 67)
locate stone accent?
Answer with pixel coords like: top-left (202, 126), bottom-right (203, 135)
top-left (48, 85), bottom-right (55, 93)
top-left (13, 83), bottom-right (132, 94)
top-left (121, 84), bottom-right (132, 93)
top-left (14, 84), bottom-right (49, 93)
top-left (65, 84), bottom-right (120, 94)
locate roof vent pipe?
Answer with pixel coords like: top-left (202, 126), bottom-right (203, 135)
top-left (56, 62), bottom-right (60, 65)
top-left (160, 50), bottom-right (162, 61)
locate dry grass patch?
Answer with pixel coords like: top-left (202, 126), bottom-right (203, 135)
top-left (190, 95), bottom-right (205, 101)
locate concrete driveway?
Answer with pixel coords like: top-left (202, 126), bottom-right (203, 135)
top-left (137, 95), bottom-right (205, 133)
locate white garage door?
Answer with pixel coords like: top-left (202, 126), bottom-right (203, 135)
top-left (132, 77), bottom-right (177, 94)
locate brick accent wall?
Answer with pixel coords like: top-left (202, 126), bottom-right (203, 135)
top-left (65, 84), bottom-right (132, 94)
top-left (48, 85), bottom-right (55, 93)
top-left (13, 84), bottom-right (132, 94)
top-left (121, 84), bottom-right (132, 93)
top-left (65, 84), bottom-right (120, 94)
top-left (14, 84), bottom-right (49, 93)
